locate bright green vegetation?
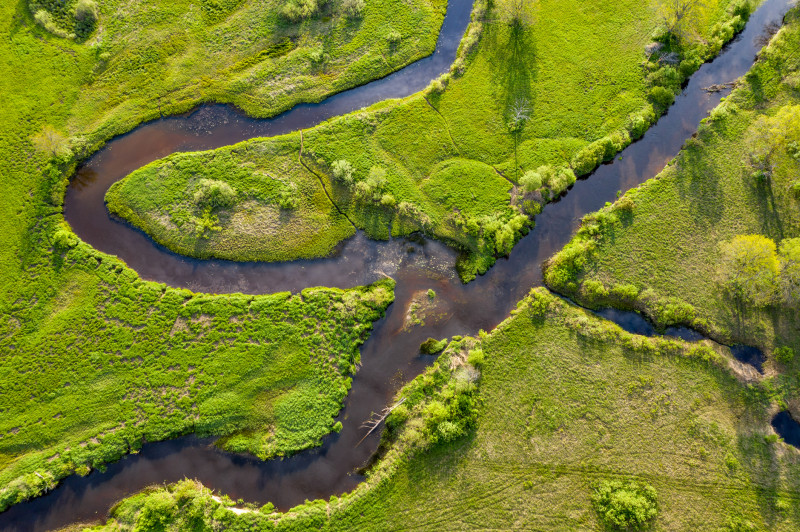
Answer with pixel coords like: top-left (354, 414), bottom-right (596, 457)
top-left (544, 7), bottom-right (800, 374)
top-left (66, 0), bottom-right (447, 149)
top-left (592, 479), bottom-right (659, 531)
top-left (92, 290), bottom-right (800, 530)
top-left (106, 138), bottom-right (355, 261)
top-left (107, 0), bottom-right (754, 278)
top-left (30, 0), bottom-right (99, 41)
top-left (2, 0), bottom-right (796, 526)
top-left (0, 238), bottom-right (393, 510)
top-left (0, 0), bottom-right (424, 511)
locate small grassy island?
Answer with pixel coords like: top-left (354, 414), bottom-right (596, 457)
top-left (1, 0), bottom-right (800, 529)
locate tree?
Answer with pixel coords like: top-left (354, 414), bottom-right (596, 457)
top-left (657, 0), bottom-right (705, 43)
top-left (341, 0), bottom-right (365, 18)
top-left (745, 105), bottom-right (800, 183)
top-left (717, 234), bottom-right (779, 307)
top-left (507, 97), bottom-right (530, 133)
top-left (32, 125), bottom-right (68, 158)
top-left (592, 480), bottom-right (658, 531)
top-left (779, 237), bottom-right (800, 305)
top-left (496, 0), bottom-right (538, 27)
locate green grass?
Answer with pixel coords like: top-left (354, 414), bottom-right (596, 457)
top-left (109, 0), bottom-right (755, 278)
top-left (0, 0), bottom-right (421, 510)
top-left (105, 136), bottom-right (356, 261)
top-left (67, 0), bottom-right (447, 148)
top-left (544, 6), bottom-right (800, 371)
top-left (93, 290), bottom-right (800, 531)
top-left (0, 0), bottom-right (790, 524)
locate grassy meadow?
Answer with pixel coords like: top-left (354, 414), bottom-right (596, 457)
top-left (92, 290), bottom-right (800, 531)
top-left (107, 0), bottom-right (755, 280)
top-left (544, 6), bottom-right (800, 379)
top-left (0, 0), bottom-right (424, 511)
top-left (1, 0), bottom-right (797, 527)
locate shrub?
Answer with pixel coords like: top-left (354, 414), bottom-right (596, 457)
top-left (386, 29), bottom-right (402, 44)
top-left (467, 348), bottom-right (485, 367)
top-left (282, 0), bottom-right (326, 21)
top-left (309, 47), bottom-right (327, 64)
top-left (592, 480), bottom-right (658, 530)
top-left (649, 86), bottom-right (675, 108)
top-left (773, 346), bottom-right (795, 364)
top-left (520, 169), bottom-right (542, 192)
top-left (627, 107), bottom-right (656, 139)
top-left (74, 0), bottom-right (98, 23)
top-left (341, 0), bottom-right (365, 18)
top-left (581, 279), bottom-right (609, 302)
top-left (331, 159), bottom-right (355, 185)
top-left (427, 289), bottom-right (436, 300)
top-left (572, 139), bottom-right (614, 177)
top-left (33, 10), bottom-right (72, 39)
top-left (420, 338), bottom-right (447, 354)
top-left (193, 179), bottom-right (237, 209)
top-left (646, 65), bottom-right (681, 92)
top-left (610, 283), bottom-right (639, 303)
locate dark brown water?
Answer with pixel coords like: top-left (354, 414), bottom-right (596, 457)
top-left (772, 411), bottom-right (800, 448)
top-left (1, 0), bottom-right (792, 529)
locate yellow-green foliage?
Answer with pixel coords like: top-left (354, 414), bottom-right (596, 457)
top-left (106, 138), bottom-right (356, 262)
top-left (544, 6), bottom-right (800, 370)
top-left (91, 291), bottom-right (800, 531)
top-left (114, 0), bottom-right (750, 279)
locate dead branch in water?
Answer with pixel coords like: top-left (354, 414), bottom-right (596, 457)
top-left (355, 397), bottom-right (407, 447)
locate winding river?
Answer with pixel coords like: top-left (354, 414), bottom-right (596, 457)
top-left (1, 0), bottom-right (796, 529)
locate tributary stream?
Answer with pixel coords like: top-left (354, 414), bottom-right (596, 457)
top-left (1, 0), bottom-right (796, 529)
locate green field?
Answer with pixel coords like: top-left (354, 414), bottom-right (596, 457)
top-left (94, 290), bottom-right (800, 531)
top-left (107, 0), bottom-right (753, 279)
top-left (0, 0), bottom-right (423, 511)
top-left (544, 7), bottom-right (800, 376)
top-left (3, 0), bottom-right (800, 528)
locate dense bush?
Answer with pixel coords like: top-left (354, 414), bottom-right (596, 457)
top-left (193, 179), bottom-right (237, 209)
top-left (572, 138), bottom-right (615, 177)
top-left (420, 338), bottom-right (447, 354)
top-left (648, 86), bottom-right (675, 108)
top-left (774, 346), bottom-right (795, 364)
top-left (282, 0), bottom-right (328, 22)
top-left (592, 480), bottom-right (658, 530)
top-left (29, 0), bottom-right (98, 40)
top-left (341, 0), bottom-right (365, 18)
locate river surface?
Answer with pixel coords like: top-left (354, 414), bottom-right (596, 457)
top-left (1, 0), bottom-right (794, 529)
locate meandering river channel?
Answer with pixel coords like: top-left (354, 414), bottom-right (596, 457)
top-left (1, 0), bottom-right (796, 529)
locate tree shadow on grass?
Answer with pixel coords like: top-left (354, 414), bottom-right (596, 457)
top-left (485, 20), bottom-right (537, 124)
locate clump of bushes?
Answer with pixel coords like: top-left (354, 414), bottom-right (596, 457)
top-left (420, 338), bottom-right (447, 354)
top-left (521, 165), bottom-right (576, 197)
top-left (571, 133), bottom-right (630, 177)
top-left (354, 166), bottom-right (396, 207)
top-left (592, 479), bottom-right (658, 530)
top-left (385, 340), bottom-right (482, 450)
top-left (30, 0), bottom-right (98, 40)
top-left (281, 0), bottom-right (328, 22)
top-left (341, 0), bottom-right (365, 18)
